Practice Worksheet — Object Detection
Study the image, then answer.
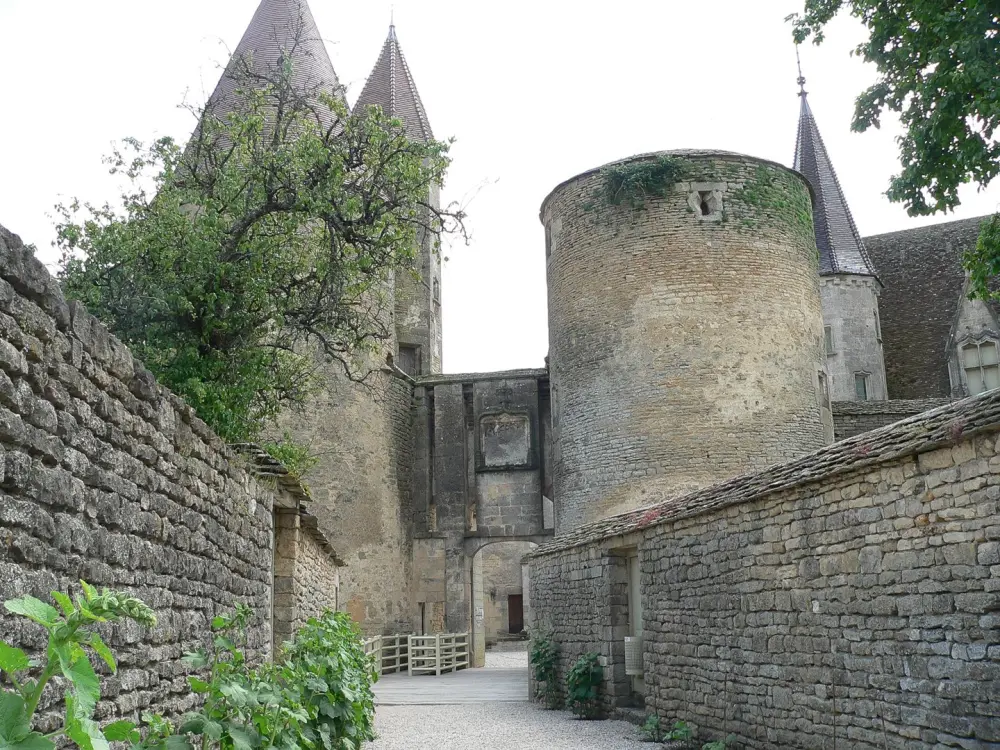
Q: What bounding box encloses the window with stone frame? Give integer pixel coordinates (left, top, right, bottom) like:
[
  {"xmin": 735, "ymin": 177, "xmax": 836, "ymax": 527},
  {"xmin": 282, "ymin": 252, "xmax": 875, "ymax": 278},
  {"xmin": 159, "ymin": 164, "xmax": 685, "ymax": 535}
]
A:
[
  {"xmin": 824, "ymin": 326, "xmax": 835, "ymax": 356},
  {"xmin": 397, "ymin": 344, "xmax": 421, "ymax": 377},
  {"xmin": 854, "ymin": 372, "xmax": 870, "ymax": 401},
  {"xmin": 961, "ymin": 339, "xmax": 1000, "ymax": 395}
]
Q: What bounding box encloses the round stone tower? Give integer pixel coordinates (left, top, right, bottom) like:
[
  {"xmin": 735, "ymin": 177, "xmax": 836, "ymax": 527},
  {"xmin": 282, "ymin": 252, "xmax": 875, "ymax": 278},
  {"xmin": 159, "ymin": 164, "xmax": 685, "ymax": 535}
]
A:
[{"xmin": 541, "ymin": 150, "xmax": 831, "ymax": 535}]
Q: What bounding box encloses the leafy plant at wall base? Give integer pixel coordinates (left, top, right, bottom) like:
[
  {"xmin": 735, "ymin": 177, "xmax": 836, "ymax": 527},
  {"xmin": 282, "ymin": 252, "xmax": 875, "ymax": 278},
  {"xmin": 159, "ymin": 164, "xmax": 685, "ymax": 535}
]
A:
[
  {"xmin": 642, "ymin": 716, "xmax": 693, "ymax": 745},
  {"xmin": 701, "ymin": 735, "xmax": 736, "ymax": 750},
  {"xmin": 528, "ymin": 632, "xmax": 561, "ymax": 709},
  {"xmin": 565, "ymin": 652, "xmax": 603, "ymax": 719},
  {"xmin": 163, "ymin": 607, "xmax": 377, "ymax": 750},
  {"xmin": 0, "ymin": 581, "xmax": 156, "ymax": 750}
]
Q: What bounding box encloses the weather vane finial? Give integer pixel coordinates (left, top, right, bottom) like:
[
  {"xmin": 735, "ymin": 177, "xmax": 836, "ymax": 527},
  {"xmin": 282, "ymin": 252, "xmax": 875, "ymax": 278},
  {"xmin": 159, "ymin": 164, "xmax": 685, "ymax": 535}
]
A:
[{"xmin": 795, "ymin": 44, "xmax": 807, "ymax": 97}]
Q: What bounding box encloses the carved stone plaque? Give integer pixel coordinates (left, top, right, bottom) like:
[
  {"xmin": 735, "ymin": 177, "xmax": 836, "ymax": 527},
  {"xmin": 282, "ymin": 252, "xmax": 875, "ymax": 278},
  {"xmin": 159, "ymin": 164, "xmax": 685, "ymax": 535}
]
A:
[{"xmin": 480, "ymin": 412, "xmax": 531, "ymax": 468}]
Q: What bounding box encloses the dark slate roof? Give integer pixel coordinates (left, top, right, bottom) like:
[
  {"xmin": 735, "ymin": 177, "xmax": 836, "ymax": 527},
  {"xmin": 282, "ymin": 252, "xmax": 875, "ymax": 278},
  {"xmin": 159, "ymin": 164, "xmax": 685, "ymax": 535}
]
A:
[
  {"xmin": 864, "ymin": 216, "xmax": 992, "ymax": 399},
  {"xmin": 354, "ymin": 25, "xmax": 433, "ymax": 141},
  {"xmin": 526, "ymin": 388, "xmax": 1000, "ymax": 560},
  {"xmin": 794, "ymin": 94, "xmax": 878, "ymax": 277},
  {"xmin": 206, "ymin": 0, "xmax": 344, "ymax": 122}
]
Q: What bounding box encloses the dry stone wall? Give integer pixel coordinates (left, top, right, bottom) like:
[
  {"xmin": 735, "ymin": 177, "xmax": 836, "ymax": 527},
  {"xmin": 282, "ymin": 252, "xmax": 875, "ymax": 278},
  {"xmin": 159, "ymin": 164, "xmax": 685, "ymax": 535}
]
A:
[
  {"xmin": 0, "ymin": 225, "xmax": 275, "ymax": 722},
  {"xmin": 833, "ymin": 399, "xmax": 953, "ymax": 440},
  {"xmin": 528, "ymin": 390, "xmax": 1000, "ymax": 749}
]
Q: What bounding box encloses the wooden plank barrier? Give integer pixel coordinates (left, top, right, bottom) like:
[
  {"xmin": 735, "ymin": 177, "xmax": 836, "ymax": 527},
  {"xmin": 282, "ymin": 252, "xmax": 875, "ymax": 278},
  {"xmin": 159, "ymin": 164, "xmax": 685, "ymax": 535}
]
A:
[
  {"xmin": 407, "ymin": 632, "xmax": 470, "ymax": 676},
  {"xmin": 362, "ymin": 634, "xmax": 410, "ymax": 675}
]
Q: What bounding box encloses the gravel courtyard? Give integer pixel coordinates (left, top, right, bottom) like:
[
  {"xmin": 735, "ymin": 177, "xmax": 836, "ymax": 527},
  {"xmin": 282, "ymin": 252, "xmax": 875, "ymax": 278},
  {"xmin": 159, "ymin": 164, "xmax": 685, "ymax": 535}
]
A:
[{"xmin": 370, "ymin": 643, "xmax": 648, "ymax": 749}]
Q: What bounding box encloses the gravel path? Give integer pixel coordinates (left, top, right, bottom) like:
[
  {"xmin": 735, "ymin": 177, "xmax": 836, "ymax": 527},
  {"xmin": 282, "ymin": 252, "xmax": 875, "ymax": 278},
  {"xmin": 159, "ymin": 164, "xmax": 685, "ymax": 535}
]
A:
[
  {"xmin": 370, "ymin": 702, "xmax": 649, "ymax": 749},
  {"xmin": 370, "ymin": 643, "xmax": 648, "ymax": 749}
]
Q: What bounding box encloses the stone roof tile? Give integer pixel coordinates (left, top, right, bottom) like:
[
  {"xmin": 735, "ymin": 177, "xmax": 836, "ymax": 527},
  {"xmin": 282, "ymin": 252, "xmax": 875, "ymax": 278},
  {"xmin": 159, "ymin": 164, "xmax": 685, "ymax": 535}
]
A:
[
  {"xmin": 355, "ymin": 25, "xmax": 433, "ymax": 141},
  {"xmin": 864, "ymin": 217, "xmax": 991, "ymax": 399},
  {"xmin": 794, "ymin": 94, "xmax": 877, "ymax": 277},
  {"xmin": 206, "ymin": 0, "xmax": 344, "ymax": 124}
]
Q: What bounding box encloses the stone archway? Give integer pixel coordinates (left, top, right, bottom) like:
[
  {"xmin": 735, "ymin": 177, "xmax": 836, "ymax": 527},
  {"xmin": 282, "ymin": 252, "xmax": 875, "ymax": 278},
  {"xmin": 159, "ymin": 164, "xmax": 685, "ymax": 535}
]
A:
[{"xmin": 469, "ymin": 540, "xmax": 538, "ymax": 667}]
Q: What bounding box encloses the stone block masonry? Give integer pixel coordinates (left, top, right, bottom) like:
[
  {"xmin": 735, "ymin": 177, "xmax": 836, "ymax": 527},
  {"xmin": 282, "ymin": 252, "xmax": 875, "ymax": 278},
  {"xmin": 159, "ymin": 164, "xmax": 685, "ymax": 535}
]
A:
[
  {"xmin": 833, "ymin": 398, "xmax": 953, "ymax": 440},
  {"xmin": 0, "ymin": 224, "xmax": 276, "ymax": 722},
  {"xmin": 528, "ymin": 393, "xmax": 1000, "ymax": 749}
]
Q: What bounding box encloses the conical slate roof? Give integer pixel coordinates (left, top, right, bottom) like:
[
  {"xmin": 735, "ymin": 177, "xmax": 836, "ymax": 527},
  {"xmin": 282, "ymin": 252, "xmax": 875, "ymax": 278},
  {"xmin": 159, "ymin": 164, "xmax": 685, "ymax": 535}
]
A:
[
  {"xmin": 355, "ymin": 25, "xmax": 433, "ymax": 141},
  {"xmin": 794, "ymin": 91, "xmax": 877, "ymax": 277},
  {"xmin": 206, "ymin": 0, "xmax": 344, "ymax": 120}
]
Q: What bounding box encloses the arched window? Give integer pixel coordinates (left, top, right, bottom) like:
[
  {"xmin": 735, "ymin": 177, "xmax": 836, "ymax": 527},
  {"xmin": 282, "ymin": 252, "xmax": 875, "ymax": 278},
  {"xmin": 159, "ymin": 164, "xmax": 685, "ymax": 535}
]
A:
[{"xmin": 961, "ymin": 340, "xmax": 1000, "ymax": 394}]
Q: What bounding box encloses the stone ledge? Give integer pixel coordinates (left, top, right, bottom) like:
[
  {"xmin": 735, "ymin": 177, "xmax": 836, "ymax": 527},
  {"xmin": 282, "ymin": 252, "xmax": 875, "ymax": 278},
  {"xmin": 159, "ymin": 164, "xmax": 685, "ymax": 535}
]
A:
[{"xmin": 528, "ymin": 390, "xmax": 1000, "ymax": 559}]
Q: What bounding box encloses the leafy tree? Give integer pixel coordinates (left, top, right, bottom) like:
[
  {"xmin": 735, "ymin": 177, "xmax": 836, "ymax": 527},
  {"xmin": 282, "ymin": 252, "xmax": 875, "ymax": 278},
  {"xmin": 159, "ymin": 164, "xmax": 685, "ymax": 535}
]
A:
[
  {"xmin": 56, "ymin": 27, "xmax": 462, "ymax": 444},
  {"xmin": 789, "ymin": 2, "xmax": 1000, "ymax": 297}
]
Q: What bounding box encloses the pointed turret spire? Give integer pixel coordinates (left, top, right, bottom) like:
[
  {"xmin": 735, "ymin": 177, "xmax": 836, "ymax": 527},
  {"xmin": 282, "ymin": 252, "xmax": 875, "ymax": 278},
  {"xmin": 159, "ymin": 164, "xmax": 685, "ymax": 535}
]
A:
[
  {"xmin": 355, "ymin": 23, "xmax": 433, "ymax": 141},
  {"xmin": 206, "ymin": 0, "xmax": 344, "ymax": 121},
  {"xmin": 793, "ymin": 54, "xmax": 877, "ymax": 277}
]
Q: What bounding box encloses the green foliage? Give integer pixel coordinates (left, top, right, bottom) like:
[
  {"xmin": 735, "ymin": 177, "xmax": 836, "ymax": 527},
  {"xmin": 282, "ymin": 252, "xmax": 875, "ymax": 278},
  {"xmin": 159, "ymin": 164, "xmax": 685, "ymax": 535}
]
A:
[
  {"xmin": 732, "ymin": 166, "xmax": 814, "ymax": 244},
  {"xmin": 160, "ymin": 607, "xmax": 377, "ymax": 750},
  {"xmin": 56, "ymin": 40, "xmax": 463, "ymax": 446},
  {"xmin": 565, "ymin": 652, "xmax": 603, "ymax": 719},
  {"xmin": 261, "ymin": 432, "xmax": 319, "ymax": 482},
  {"xmin": 641, "ymin": 716, "xmax": 693, "ymax": 744},
  {"xmin": 701, "ymin": 737, "xmax": 735, "ymax": 750},
  {"xmin": 528, "ymin": 632, "xmax": 560, "ymax": 709},
  {"xmin": 965, "ymin": 214, "xmax": 1000, "ymax": 303},
  {"xmin": 0, "ymin": 582, "xmax": 156, "ymax": 750},
  {"xmin": 597, "ymin": 156, "xmax": 689, "ymax": 210},
  {"xmin": 788, "ymin": 1, "xmax": 1000, "ymax": 299},
  {"xmin": 790, "ymin": 1, "xmax": 999, "ymax": 217}
]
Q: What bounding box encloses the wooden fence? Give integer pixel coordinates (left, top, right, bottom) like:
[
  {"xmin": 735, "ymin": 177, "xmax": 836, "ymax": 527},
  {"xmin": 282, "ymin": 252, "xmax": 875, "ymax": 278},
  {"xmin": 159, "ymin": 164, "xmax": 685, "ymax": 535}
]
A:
[
  {"xmin": 407, "ymin": 633, "xmax": 469, "ymax": 676},
  {"xmin": 362, "ymin": 634, "xmax": 409, "ymax": 675}
]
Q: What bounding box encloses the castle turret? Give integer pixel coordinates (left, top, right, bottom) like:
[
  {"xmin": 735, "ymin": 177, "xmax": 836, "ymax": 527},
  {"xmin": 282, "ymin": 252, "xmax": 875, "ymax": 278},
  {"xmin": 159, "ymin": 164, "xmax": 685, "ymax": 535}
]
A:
[
  {"xmin": 793, "ymin": 70, "xmax": 887, "ymax": 402},
  {"xmin": 356, "ymin": 24, "xmax": 442, "ymax": 375},
  {"xmin": 542, "ymin": 151, "xmax": 831, "ymax": 534}
]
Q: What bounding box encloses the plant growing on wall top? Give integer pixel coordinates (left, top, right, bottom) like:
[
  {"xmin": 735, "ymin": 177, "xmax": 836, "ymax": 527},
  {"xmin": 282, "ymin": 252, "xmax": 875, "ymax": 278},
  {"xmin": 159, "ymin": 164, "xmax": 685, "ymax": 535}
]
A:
[
  {"xmin": 597, "ymin": 155, "xmax": 689, "ymax": 210},
  {"xmin": 0, "ymin": 581, "xmax": 156, "ymax": 750}
]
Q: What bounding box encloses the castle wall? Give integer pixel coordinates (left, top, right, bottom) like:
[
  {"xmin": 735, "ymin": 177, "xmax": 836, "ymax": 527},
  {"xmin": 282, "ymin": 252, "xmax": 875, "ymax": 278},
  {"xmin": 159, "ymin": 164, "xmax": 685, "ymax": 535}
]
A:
[
  {"xmin": 283, "ymin": 370, "xmax": 414, "ymax": 636},
  {"xmin": 821, "ymin": 275, "xmax": 888, "ymax": 401},
  {"xmin": 542, "ymin": 151, "xmax": 830, "ymax": 535},
  {"xmin": 395, "ymin": 183, "xmax": 442, "ymax": 375},
  {"xmin": 272, "ymin": 503, "xmax": 341, "ymax": 648},
  {"xmin": 833, "ymin": 398, "xmax": 953, "ymax": 440},
  {"xmin": 409, "ymin": 370, "xmax": 550, "ymax": 641},
  {"xmin": 0, "ymin": 226, "xmax": 274, "ymax": 720},
  {"xmin": 528, "ymin": 390, "xmax": 1000, "ymax": 749}
]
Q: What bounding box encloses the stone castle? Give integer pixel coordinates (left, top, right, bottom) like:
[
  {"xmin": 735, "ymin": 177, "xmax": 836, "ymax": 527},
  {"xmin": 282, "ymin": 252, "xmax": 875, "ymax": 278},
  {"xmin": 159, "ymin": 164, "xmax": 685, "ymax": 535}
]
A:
[{"xmin": 2, "ymin": 1, "xmax": 998, "ymax": 746}]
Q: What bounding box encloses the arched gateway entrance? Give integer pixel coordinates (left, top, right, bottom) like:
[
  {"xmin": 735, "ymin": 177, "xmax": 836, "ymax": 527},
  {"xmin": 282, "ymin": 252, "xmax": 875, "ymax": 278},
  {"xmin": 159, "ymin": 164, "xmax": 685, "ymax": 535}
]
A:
[{"xmin": 469, "ymin": 539, "xmax": 540, "ymax": 666}]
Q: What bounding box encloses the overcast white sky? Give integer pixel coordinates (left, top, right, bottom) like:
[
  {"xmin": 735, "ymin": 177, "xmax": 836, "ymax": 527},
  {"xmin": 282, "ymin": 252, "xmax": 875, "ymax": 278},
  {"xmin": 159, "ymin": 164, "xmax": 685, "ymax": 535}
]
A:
[{"xmin": 2, "ymin": 1, "xmax": 998, "ymax": 373}]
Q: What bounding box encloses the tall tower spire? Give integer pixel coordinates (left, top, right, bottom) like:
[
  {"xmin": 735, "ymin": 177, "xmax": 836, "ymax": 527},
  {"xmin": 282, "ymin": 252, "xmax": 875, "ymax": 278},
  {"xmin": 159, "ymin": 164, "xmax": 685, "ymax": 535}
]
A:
[
  {"xmin": 355, "ymin": 23, "xmax": 434, "ymax": 142},
  {"xmin": 793, "ymin": 57, "xmax": 876, "ymax": 277},
  {"xmin": 357, "ymin": 24, "xmax": 441, "ymax": 374},
  {"xmin": 793, "ymin": 50, "xmax": 888, "ymax": 402},
  {"xmin": 205, "ymin": 0, "xmax": 345, "ymax": 122}
]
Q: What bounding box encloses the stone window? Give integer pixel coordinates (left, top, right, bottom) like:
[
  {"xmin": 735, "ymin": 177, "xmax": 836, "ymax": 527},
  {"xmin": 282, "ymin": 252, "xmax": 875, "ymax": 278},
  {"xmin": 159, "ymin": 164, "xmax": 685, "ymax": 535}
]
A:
[
  {"xmin": 433, "ymin": 278, "xmax": 440, "ymax": 304},
  {"xmin": 854, "ymin": 372, "xmax": 870, "ymax": 401},
  {"xmin": 687, "ymin": 184, "xmax": 724, "ymax": 221},
  {"xmin": 874, "ymin": 308, "xmax": 883, "ymax": 344},
  {"xmin": 961, "ymin": 340, "xmax": 1000, "ymax": 394},
  {"xmin": 398, "ymin": 344, "xmax": 421, "ymax": 377},
  {"xmin": 824, "ymin": 326, "xmax": 834, "ymax": 356}
]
